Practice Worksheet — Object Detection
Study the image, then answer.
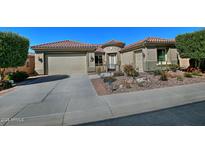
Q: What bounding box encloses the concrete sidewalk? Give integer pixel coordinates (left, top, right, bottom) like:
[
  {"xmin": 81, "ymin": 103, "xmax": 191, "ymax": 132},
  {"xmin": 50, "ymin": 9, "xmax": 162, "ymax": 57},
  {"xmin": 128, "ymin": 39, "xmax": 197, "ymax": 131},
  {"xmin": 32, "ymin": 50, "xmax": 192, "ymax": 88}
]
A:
[
  {"xmin": 101, "ymin": 83, "xmax": 205, "ymax": 118},
  {"xmin": 63, "ymin": 82, "xmax": 205, "ymax": 125}
]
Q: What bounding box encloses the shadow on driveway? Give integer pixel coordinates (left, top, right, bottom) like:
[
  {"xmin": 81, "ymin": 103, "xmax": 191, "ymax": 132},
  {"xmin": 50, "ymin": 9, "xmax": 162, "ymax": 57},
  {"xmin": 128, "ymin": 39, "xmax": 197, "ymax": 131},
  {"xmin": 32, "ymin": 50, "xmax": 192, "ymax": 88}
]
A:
[{"xmin": 17, "ymin": 75, "xmax": 70, "ymax": 86}]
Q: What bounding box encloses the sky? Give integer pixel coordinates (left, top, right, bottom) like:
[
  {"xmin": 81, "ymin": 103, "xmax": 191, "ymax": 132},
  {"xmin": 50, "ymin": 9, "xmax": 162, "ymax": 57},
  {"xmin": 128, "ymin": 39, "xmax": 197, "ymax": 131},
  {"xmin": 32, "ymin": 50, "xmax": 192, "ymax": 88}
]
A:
[{"xmin": 0, "ymin": 27, "xmax": 202, "ymax": 53}]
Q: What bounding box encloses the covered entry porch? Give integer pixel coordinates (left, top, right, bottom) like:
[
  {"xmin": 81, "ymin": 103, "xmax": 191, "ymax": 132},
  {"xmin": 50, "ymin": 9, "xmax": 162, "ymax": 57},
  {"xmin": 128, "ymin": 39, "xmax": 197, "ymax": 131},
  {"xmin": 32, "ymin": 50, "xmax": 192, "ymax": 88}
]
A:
[{"xmin": 94, "ymin": 52, "xmax": 120, "ymax": 73}]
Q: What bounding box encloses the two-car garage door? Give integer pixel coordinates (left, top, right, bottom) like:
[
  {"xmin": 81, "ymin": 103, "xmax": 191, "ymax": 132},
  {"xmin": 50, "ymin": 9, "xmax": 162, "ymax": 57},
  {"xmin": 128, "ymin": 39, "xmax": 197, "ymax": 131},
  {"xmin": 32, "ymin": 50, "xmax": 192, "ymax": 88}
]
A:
[{"xmin": 47, "ymin": 53, "xmax": 87, "ymax": 75}]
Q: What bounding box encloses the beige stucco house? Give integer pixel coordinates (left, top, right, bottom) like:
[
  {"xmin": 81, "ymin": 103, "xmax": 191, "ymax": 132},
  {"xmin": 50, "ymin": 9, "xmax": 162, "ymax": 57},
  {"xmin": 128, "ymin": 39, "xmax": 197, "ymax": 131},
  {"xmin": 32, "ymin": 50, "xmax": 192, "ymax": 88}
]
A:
[{"xmin": 31, "ymin": 37, "xmax": 184, "ymax": 75}]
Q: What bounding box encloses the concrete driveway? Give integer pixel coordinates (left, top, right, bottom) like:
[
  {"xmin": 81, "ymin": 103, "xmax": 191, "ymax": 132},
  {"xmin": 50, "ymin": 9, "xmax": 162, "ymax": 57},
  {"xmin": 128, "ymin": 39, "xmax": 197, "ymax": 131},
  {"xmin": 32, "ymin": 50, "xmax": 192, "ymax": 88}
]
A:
[
  {"xmin": 0, "ymin": 75, "xmax": 112, "ymax": 126},
  {"xmin": 1, "ymin": 74, "xmax": 205, "ymax": 126}
]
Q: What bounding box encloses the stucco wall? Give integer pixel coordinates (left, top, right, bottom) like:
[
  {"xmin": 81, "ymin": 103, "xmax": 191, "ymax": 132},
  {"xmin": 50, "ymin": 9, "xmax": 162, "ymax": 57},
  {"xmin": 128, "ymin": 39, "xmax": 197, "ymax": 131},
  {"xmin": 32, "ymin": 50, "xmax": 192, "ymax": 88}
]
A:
[
  {"xmin": 179, "ymin": 57, "xmax": 190, "ymax": 69},
  {"xmin": 134, "ymin": 51, "xmax": 144, "ymax": 72},
  {"xmin": 16, "ymin": 55, "xmax": 35, "ymax": 75},
  {"xmin": 143, "ymin": 47, "xmax": 179, "ymax": 71},
  {"xmin": 35, "ymin": 53, "xmax": 44, "ymax": 74},
  {"xmin": 167, "ymin": 48, "xmax": 178, "ymax": 64},
  {"xmin": 143, "ymin": 48, "xmax": 158, "ymax": 71},
  {"xmin": 121, "ymin": 51, "xmax": 134, "ymax": 66}
]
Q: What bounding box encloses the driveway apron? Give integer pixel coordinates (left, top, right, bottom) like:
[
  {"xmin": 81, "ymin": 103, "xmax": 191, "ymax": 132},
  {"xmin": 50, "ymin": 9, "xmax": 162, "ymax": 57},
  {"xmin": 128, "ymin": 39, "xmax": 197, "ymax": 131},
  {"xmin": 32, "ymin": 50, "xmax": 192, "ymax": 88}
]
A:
[{"xmin": 0, "ymin": 75, "xmax": 112, "ymax": 126}]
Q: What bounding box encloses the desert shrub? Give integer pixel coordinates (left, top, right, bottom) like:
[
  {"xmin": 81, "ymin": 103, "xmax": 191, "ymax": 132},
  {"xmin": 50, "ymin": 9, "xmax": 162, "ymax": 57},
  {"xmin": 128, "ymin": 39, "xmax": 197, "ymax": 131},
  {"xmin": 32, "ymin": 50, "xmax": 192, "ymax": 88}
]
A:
[
  {"xmin": 153, "ymin": 69, "xmax": 162, "ymax": 76},
  {"xmin": 166, "ymin": 71, "xmax": 176, "ymax": 78},
  {"xmin": 123, "ymin": 64, "xmax": 139, "ymax": 77},
  {"xmin": 96, "ymin": 67, "xmax": 101, "ymax": 75},
  {"xmin": 185, "ymin": 66, "xmax": 201, "ymax": 73},
  {"xmin": 160, "ymin": 71, "xmax": 168, "ymax": 81},
  {"xmin": 137, "ymin": 82, "xmax": 144, "ymax": 87},
  {"xmin": 103, "ymin": 76, "xmax": 117, "ymax": 83},
  {"xmin": 177, "ymin": 76, "xmax": 184, "ymax": 81},
  {"xmin": 113, "ymin": 71, "xmax": 124, "ymax": 77},
  {"xmin": 125, "ymin": 82, "xmax": 132, "ymax": 88},
  {"xmin": 184, "ymin": 72, "xmax": 193, "ymax": 78},
  {"xmin": 0, "ymin": 80, "xmax": 13, "ymax": 90},
  {"xmin": 9, "ymin": 71, "xmax": 29, "ymax": 82},
  {"xmin": 191, "ymin": 71, "xmax": 202, "ymax": 76},
  {"xmin": 169, "ymin": 64, "xmax": 179, "ymax": 72}
]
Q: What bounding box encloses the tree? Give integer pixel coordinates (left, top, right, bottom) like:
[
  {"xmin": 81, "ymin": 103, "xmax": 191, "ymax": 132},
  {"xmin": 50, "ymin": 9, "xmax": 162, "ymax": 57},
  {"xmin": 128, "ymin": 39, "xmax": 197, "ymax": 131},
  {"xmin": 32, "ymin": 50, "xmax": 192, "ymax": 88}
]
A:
[
  {"xmin": 0, "ymin": 32, "xmax": 29, "ymax": 80},
  {"xmin": 175, "ymin": 30, "xmax": 205, "ymax": 68}
]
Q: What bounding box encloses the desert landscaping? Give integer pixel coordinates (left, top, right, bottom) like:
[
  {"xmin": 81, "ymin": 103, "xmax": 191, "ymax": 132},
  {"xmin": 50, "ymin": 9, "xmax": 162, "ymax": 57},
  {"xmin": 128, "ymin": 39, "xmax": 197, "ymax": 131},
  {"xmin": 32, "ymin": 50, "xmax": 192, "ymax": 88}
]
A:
[{"xmin": 91, "ymin": 64, "xmax": 205, "ymax": 95}]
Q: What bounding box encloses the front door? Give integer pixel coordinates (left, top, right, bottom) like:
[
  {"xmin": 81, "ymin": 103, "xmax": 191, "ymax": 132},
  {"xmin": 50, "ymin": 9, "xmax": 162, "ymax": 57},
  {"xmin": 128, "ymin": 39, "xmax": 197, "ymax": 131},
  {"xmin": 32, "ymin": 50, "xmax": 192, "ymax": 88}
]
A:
[{"xmin": 108, "ymin": 54, "xmax": 117, "ymax": 69}]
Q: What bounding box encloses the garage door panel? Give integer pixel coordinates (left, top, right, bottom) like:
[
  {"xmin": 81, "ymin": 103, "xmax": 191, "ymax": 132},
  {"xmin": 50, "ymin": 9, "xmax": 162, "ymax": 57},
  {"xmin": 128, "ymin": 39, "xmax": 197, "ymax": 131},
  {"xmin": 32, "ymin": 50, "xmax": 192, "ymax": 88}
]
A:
[{"xmin": 47, "ymin": 54, "xmax": 86, "ymax": 75}]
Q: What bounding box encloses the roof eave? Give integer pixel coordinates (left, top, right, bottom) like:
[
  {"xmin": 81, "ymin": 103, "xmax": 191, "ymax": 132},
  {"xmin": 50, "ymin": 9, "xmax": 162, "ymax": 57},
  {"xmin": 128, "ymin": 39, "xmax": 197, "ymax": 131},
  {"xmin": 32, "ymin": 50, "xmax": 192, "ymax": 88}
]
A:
[
  {"xmin": 32, "ymin": 47, "xmax": 97, "ymax": 52},
  {"xmin": 120, "ymin": 42, "xmax": 176, "ymax": 53},
  {"xmin": 120, "ymin": 43, "xmax": 144, "ymax": 53},
  {"xmin": 144, "ymin": 42, "xmax": 176, "ymax": 47}
]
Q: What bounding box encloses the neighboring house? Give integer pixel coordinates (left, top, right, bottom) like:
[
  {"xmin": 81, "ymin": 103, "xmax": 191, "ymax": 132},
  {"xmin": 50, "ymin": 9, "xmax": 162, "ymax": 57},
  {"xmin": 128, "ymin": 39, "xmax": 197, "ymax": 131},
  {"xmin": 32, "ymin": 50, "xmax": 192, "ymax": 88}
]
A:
[
  {"xmin": 2, "ymin": 54, "xmax": 35, "ymax": 76},
  {"xmin": 31, "ymin": 37, "xmax": 183, "ymax": 75}
]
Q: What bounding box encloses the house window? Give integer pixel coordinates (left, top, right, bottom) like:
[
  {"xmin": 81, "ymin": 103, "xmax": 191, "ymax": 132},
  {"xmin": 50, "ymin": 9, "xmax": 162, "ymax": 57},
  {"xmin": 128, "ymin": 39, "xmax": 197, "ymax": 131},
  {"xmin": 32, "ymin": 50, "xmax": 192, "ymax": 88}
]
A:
[
  {"xmin": 95, "ymin": 55, "xmax": 103, "ymax": 66},
  {"xmin": 157, "ymin": 49, "xmax": 166, "ymax": 63}
]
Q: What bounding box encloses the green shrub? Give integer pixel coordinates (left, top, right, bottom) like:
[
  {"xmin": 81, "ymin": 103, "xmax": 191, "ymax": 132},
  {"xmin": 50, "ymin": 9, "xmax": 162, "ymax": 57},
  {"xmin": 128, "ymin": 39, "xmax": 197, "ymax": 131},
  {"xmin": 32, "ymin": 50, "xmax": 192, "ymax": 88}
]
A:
[
  {"xmin": 9, "ymin": 71, "xmax": 29, "ymax": 82},
  {"xmin": 169, "ymin": 64, "xmax": 179, "ymax": 72},
  {"xmin": 153, "ymin": 69, "xmax": 162, "ymax": 76},
  {"xmin": 160, "ymin": 71, "xmax": 168, "ymax": 81},
  {"xmin": 103, "ymin": 77, "xmax": 117, "ymax": 83},
  {"xmin": 123, "ymin": 64, "xmax": 139, "ymax": 77},
  {"xmin": 177, "ymin": 76, "xmax": 184, "ymax": 81},
  {"xmin": 184, "ymin": 72, "xmax": 193, "ymax": 78},
  {"xmin": 0, "ymin": 32, "xmax": 29, "ymax": 81},
  {"xmin": 0, "ymin": 80, "xmax": 13, "ymax": 90},
  {"xmin": 113, "ymin": 71, "xmax": 124, "ymax": 77}
]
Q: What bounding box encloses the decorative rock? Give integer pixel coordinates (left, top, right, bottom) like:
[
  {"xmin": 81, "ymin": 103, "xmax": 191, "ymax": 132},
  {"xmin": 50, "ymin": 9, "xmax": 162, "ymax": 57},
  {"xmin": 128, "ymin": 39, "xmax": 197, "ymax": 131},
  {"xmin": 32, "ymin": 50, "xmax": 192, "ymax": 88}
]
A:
[
  {"xmin": 112, "ymin": 84, "xmax": 118, "ymax": 91},
  {"xmin": 119, "ymin": 84, "xmax": 123, "ymax": 89},
  {"xmin": 100, "ymin": 72, "xmax": 113, "ymax": 78},
  {"xmin": 136, "ymin": 78, "xmax": 146, "ymax": 84},
  {"xmin": 126, "ymin": 79, "xmax": 134, "ymax": 84},
  {"xmin": 9, "ymin": 80, "xmax": 14, "ymax": 84}
]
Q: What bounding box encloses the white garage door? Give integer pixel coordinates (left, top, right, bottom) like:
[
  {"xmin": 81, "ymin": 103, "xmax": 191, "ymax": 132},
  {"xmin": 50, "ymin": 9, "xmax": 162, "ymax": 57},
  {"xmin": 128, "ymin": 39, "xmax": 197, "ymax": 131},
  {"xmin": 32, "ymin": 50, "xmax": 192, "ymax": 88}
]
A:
[{"xmin": 47, "ymin": 53, "xmax": 87, "ymax": 75}]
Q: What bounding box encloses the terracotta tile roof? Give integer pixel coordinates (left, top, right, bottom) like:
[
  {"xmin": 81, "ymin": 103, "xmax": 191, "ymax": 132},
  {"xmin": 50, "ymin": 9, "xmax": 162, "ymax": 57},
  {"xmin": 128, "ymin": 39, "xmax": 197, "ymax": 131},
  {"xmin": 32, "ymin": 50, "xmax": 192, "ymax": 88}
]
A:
[
  {"xmin": 121, "ymin": 37, "xmax": 175, "ymax": 52},
  {"xmin": 31, "ymin": 37, "xmax": 175, "ymax": 53},
  {"xmin": 31, "ymin": 40, "xmax": 100, "ymax": 50},
  {"xmin": 102, "ymin": 40, "xmax": 125, "ymax": 48}
]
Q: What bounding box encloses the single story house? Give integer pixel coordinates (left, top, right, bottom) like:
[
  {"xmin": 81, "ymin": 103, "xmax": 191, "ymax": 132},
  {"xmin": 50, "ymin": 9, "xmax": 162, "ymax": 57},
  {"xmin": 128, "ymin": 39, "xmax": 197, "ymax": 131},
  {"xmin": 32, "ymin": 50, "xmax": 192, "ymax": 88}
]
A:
[{"xmin": 31, "ymin": 37, "xmax": 183, "ymax": 75}]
